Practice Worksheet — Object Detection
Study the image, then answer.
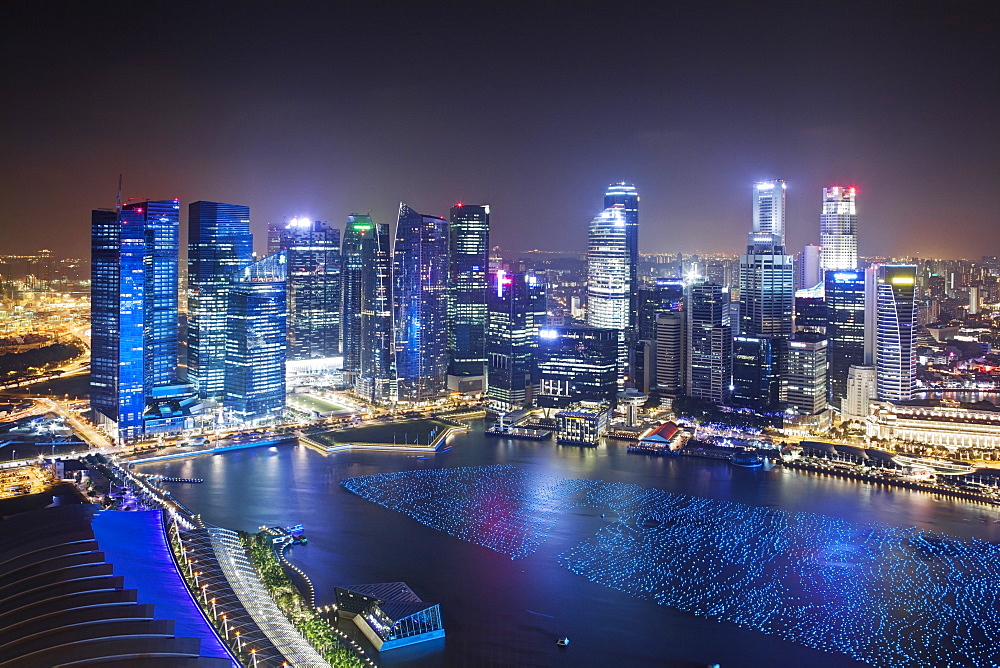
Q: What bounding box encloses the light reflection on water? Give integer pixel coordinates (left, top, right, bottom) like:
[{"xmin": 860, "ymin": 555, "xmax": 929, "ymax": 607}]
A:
[{"xmin": 138, "ymin": 420, "xmax": 1000, "ymax": 667}]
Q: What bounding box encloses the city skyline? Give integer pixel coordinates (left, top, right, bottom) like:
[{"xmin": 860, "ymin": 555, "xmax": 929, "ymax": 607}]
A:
[{"xmin": 1, "ymin": 3, "xmax": 996, "ymax": 260}]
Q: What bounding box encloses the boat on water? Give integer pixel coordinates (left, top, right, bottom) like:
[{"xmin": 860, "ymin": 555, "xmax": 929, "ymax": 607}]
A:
[
  {"xmin": 557, "ymin": 637, "xmax": 570, "ymax": 647},
  {"xmin": 730, "ymin": 451, "xmax": 764, "ymax": 468}
]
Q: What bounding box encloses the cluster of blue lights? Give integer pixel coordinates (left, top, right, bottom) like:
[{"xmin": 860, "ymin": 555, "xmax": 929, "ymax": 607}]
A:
[{"xmin": 343, "ymin": 465, "xmax": 1000, "ymax": 665}]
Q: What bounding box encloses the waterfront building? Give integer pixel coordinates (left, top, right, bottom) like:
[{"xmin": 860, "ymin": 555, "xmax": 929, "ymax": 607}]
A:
[
  {"xmin": 866, "ymin": 401, "xmax": 1000, "ymax": 451},
  {"xmin": 604, "ymin": 181, "xmax": 639, "ymax": 329},
  {"xmin": 485, "ymin": 270, "xmax": 546, "ymax": 411},
  {"xmin": 555, "ymin": 402, "xmax": 612, "ymax": 445},
  {"xmin": 801, "ymin": 243, "xmax": 822, "ymax": 289},
  {"xmin": 91, "ymin": 199, "xmax": 181, "ymax": 442},
  {"xmin": 335, "ymin": 583, "xmax": 444, "ymax": 651},
  {"xmin": 186, "ymin": 201, "xmax": 253, "ymax": 400},
  {"xmin": 820, "ymin": 186, "xmax": 858, "ymax": 271},
  {"xmin": 685, "ymin": 282, "xmax": 732, "ymax": 404},
  {"xmin": 586, "ymin": 206, "xmax": 630, "ymax": 381},
  {"xmin": 843, "ymin": 364, "xmax": 877, "ymax": 422},
  {"xmin": 871, "ymin": 264, "xmax": 918, "ymax": 402},
  {"xmin": 225, "ymin": 252, "xmax": 287, "ymax": 423},
  {"xmin": 276, "ymin": 218, "xmax": 341, "ymax": 360},
  {"xmin": 393, "ymin": 203, "xmax": 449, "ymax": 403},
  {"xmin": 447, "ymin": 203, "xmax": 490, "ymax": 394},
  {"xmin": 781, "ymin": 332, "xmax": 828, "ymax": 416},
  {"xmin": 536, "ymin": 326, "xmax": 618, "ymax": 409},
  {"xmin": 825, "ymin": 269, "xmax": 866, "ymax": 406},
  {"xmin": 730, "ymin": 336, "xmax": 779, "ymax": 409},
  {"xmin": 654, "ymin": 311, "xmax": 685, "ymax": 395},
  {"xmin": 341, "ymin": 216, "xmax": 396, "ymax": 405}
]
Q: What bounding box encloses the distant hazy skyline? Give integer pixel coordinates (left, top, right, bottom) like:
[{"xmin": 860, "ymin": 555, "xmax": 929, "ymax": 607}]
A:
[{"xmin": 2, "ymin": 2, "xmax": 996, "ymax": 259}]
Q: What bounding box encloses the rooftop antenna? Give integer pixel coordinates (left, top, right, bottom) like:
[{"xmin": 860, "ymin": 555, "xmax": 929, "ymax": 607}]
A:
[{"xmin": 115, "ymin": 174, "xmax": 123, "ymax": 212}]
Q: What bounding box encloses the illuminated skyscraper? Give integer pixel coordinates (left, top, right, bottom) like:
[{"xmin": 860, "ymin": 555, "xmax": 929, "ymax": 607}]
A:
[
  {"xmin": 586, "ymin": 206, "xmax": 629, "ymax": 381},
  {"xmin": 225, "ymin": 252, "xmax": 287, "ymax": 423},
  {"xmin": 341, "ymin": 214, "xmax": 372, "ymax": 388},
  {"xmin": 536, "ymin": 326, "xmax": 619, "ymax": 409},
  {"xmin": 393, "ymin": 203, "xmax": 449, "ymax": 403},
  {"xmin": 447, "ymin": 203, "xmax": 490, "ymax": 394},
  {"xmin": 358, "ymin": 221, "xmax": 394, "ymax": 404},
  {"xmin": 654, "ymin": 311, "xmax": 685, "ymax": 395},
  {"xmin": 187, "ymin": 201, "xmax": 253, "ymax": 400},
  {"xmin": 686, "ymin": 282, "xmax": 731, "ymax": 404},
  {"xmin": 604, "ymin": 182, "xmax": 639, "ymax": 326},
  {"xmin": 872, "ymin": 265, "xmax": 917, "ymax": 402},
  {"xmin": 753, "ymin": 179, "xmax": 786, "ymax": 241},
  {"xmin": 740, "ymin": 181, "xmax": 794, "ymax": 338},
  {"xmin": 91, "ymin": 199, "xmax": 181, "ymax": 442},
  {"xmin": 276, "ymin": 218, "xmax": 341, "ymax": 360},
  {"xmin": 731, "ymin": 336, "xmax": 779, "ymax": 408},
  {"xmin": 781, "ymin": 332, "xmax": 828, "ymax": 416},
  {"xmin": 820, "ymin": 186, "xmax": 858, "ymax": 271},
  {"xmin": 825, "ymin": 269, "xmax": 866, "ymax": 405},
  {"xmin": 485, "ymin": 270, "xmax": 546, "ymax": 411}
]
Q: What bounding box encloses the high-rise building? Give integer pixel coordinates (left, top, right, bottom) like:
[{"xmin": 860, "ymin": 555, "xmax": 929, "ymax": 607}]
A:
[
  {"xmin": 586, "ymin": 206, "xmax": 629, "ymax": 382},
  {"xmin": 752, "ymin": 179, "xmax": 786, "ymax": 241},
  {"xmin": 820, "ymin": 186, "xmax": 858, "ymax": 271},
  {"xmin": 825, "ymin": 269, "xmax": 866, "ymax": 406},
  {"xmin": 485, "ymin": 270, "xmax": 546, "ymax": 411},
  {"xmin": 187, "ymin": 201, "xmax": 253, "ymax": 400},
  {"xmin": 341, "ymin": 214, "xmax": 372, "ymax": 388},
  {"xmin": 91, "ymin": 199, "xmax": 181, "ymax": 442},
  {"xmin": 393, "ymin": 203, "xmax": 449, "ymax": 403},
  {"xmin": 731, "ymin": 336, "xmax": 779, "ymax": 408},
  {"xmin": 781, "ymin": 333, "xmax": 828, "ymax": 416},
  {"xmin": 225, "ymin": 252, "xmax": 287, "ymax": 423},
  {"xmin": 276, "ymin": 218, "xmax": 341, "ymax": 360},
  {"xmin": 872, "ymin": 265, "xmax": 917, "ymax": 402},
  {"xmin": 654, "ymin": 312, "xmax": 685, "ymax": 395},
  {"xmin": 354, "ymin": 218, "xmax": 395, "ymax": 405},
  {"xmin": 843, "ymin": 364, "xmax": 877, "ymax": 422},
  {"xmin": 447, "ymin": 203, "xmax": 490, "ymax": 394},
  {"xmin": 794, "ymin": 283, "xmax": 826, "ymax": 333},
  {"xmin": 604, "ymin": 182, "xmax": 639, "ymax": 327},
  {"xmin": 637, "ymin": 278, "xmax": 684, "ymax": 340},
  {"xmin": 686, "ymin": 282, "xmax": 732, "ymax": 404},
  {"xmin": 536, "ymin": 326, "xmax": 619, "ymax": 409},
  {"xmin": 801, "ymin": 243, "xmax": 822, "ymax": 289}
]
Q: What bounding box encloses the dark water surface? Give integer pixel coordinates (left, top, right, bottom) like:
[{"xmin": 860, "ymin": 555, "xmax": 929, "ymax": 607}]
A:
[{"xmin": 137, "ymin": 421, "xmax": 1000, "ymax": 667}]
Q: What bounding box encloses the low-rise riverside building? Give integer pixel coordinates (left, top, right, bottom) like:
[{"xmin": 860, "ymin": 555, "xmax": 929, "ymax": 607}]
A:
[{"xmin": 866, "ymin": 401, "xmax": 1000, "ymax": 451}]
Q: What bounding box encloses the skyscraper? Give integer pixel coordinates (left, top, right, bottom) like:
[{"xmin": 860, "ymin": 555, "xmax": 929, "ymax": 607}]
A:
[
  {"xmin": 536, "ymin": 326, "xmax": 619, "ymax": 409},
  {"xmin": 485, "ymin": 269, "xmax": 546, "ymax": 411},
  {"xmin": 358, "ymin": 220, "xmax": 394, "ymax": 405},
  {"xmin": 604, "ymin": 182, "xmax": 639, "ymax": 327},
  {"xmin": 225, "ymin": 252, "xmax": 287, "ymax": 423},
  {"xmin": 91, "ymin": 199, "xmax": 181, "ymax": 442},
  {"xmin": 740, "ymin": 181, "xmax": 794, "ymax": 338},
  {"xmin": 686, "ymin": 282, "xmax": 732, "ymax": 404},
  {"xmin": 872, "ymin": 265, "xmax": 918, "ymax": 402},
  {"xmin": 277, "ymin": 218, "xmax": 341, "ymax": 360},
  {"xmin": 825, "ymin": 269, "xmax": 866, "ymax": 405},
  {"xmin": 801, "ymin": 243, "xmax": 822, "ymax": 289},
  {"xmin": 781, "ymin": 333, "xmax": 829, "ymax": 416},
  {"xmin": 341, "ymin": 214, "xmax": 371, "ymax": 388},
  {"xmin": 447, "ymin": 203, "xmax": 490, "ymax": 393},
  {"xmin": 731, "ymin": 336, "xmax": 778, "ymax": 408},
  {"xmin": 752, "ymin": 179, "xmax": 786, "ymax": 241},
  {"xmin": 187, "ymin": 201, "xmax": 253, "ymax": 400},
  {"xmin": 586, "ymin": 206, "xmax": 629, "ymax": 381},
  {"xmin": 393, "ymin": 203, "xmax": 449, "ymax": 403},
  {"xmin": 654, "ymin": 311, "xmax": 685, "ymax": 395},
  {"xmin": 820, "ymin": 186, "xmax": 858, "ymax": 271}
]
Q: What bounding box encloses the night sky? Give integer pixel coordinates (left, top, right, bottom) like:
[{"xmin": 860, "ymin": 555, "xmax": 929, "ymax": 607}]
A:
[{"xmin": 2, "ymin": 1, "xmax": 996, "ymax": 259}]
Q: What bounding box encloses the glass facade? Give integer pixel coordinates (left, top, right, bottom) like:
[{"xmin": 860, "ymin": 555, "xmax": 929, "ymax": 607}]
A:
[
  {"xmin": 90, "ymin": 200, "xmax": 180, "ymax": 442},
  {"xmin": 586, "ymin": 206, "xmax": 629, "ymax": 381},
  {"xmin": 485, "ymin": 270, "xmax": 546, "ymax": 411},
  {"xmin": 731, "ymin": 336, "xmax": 779, "ymax": 408},
  {"xmin": 820, "ymin": 186, "xmax": 858, "ymax": 271},
  {"xmin": 187, "ymin": 201, "xmax": 253, "ymax": 400},
  {"xmin": 781, "ymin": 333, "xmax": 829, "ymax": 415},
  {"xmin": 874, "ymin": 265, "xmax": 917, "ymax": 402},
  {"xmin": 358, "ymin": 221, "xmax": 395, "ymax": 404},
  {"xmin": 277, "ymin": 219, "xmax": 341, "ymax": 360},
  {"xmin": 604, "ymin": 182, "xmax": 639, "ymax": 330},
  {"xmin": 447, "ymin": 204, "xmax": 490, "ymax": 390},
  {"xmin": 686, "ymin": 283, "xmax": 731, "ymax": 404},
  {"xmin": 536, "ymin": 326, "xmax": 618, "ymax": 409},
  {"xmin": 825, "ymin": 269, "xmax": 866, "ymax": 405},
  {"xmin": 637, "ymin": 278, "xmax": 684, "ymax": 340},
  {"xmin": 393, "ymin": 204, "xmax": 449, "ymax": 403},
  {"xmin": 225, "ymin": 252, "xmax": 287, "ymax": 422},
  {"xmin": 654, "ymin": 311, "xmax": 685, "ymax": 395}
]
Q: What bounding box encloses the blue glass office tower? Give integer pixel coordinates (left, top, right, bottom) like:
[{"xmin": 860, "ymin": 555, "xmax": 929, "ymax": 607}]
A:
[
  {"xmin": 825, "ymin": 270, "xmax": 866, "ymax": 405},
  {"xmin": 486, "ymin": 270, "xmax": 546, "ymax": 411},
  {"xmin": 341, "ymin": 215, "xmax": 370, "ymax": 388},
  {"xmin": 447, "ymin": 203, "xmax": 490, "ymax": 394},
  {"xmin": 685, "ymin": 282, "xmax": 732, "ymax": 404},
  {"xmin": 225, "ymin": 252, "xmax": 287, "ymax": 423},
  {"xmin": 536, "ymin": 326, "xmax": 619, "ymax": 409},
  {"xmin": 91, "ymin": 199, "xmax": 180, "ymax": 442},
  {"xmin": 393, "ymin": 204, "xmax": 449, "ymax": 403},
  {"xmin": 277, "ymin": 219, "xmax": 342, "ymax": 360},
  {"xmin": 187, "ymin": 201, "xmax": 253, "ymax": 400},
  {"xmin": 604, "ymin": 182, "xmax": 639, "ymax": 327},
  {"xmin": 872, "ymin": 265, "xmax": 917, "ymax": 402}
]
